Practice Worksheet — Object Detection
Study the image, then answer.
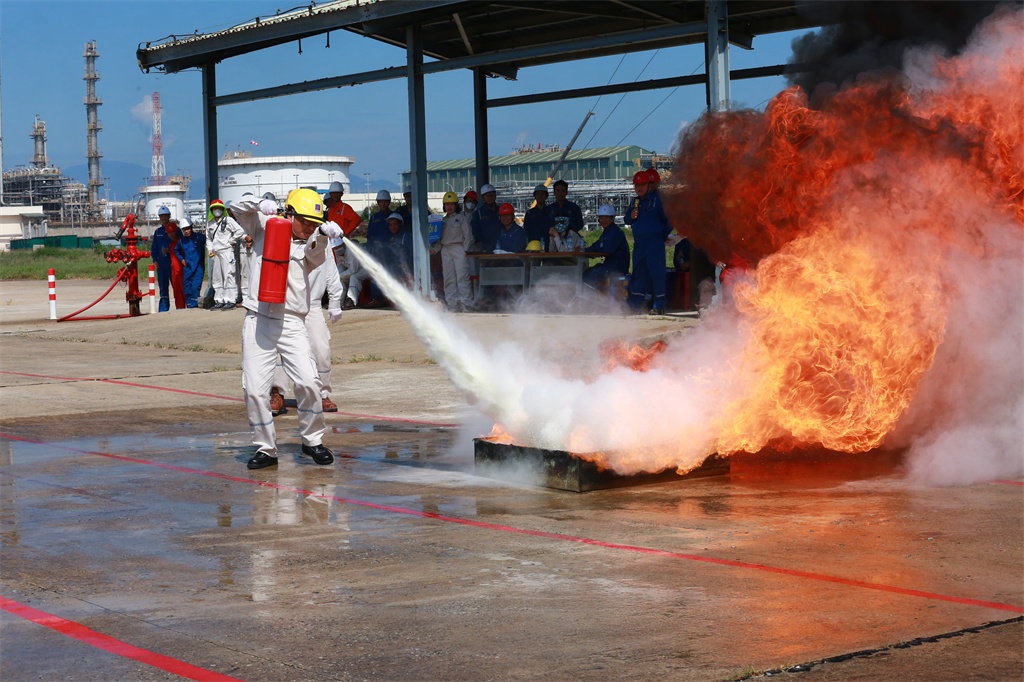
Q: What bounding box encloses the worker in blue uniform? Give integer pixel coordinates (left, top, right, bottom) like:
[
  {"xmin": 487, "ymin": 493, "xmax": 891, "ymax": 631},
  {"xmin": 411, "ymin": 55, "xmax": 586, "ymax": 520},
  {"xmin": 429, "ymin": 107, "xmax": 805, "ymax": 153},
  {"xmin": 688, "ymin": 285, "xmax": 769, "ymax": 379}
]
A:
[
  {"xmin": 173, "ymin": 217, "xmax": 206, "ymax": 308},
  {"xmin": 366, "ymin": 190, "xmax": 393, "ymax": 247},
  {"xmin": 150, "ymin": 206, "xmax": 184, "ymax": 312},
  {"xmin": 624, "ymin": 169, "xmax": 673, "ymax": 314},
  {"xmin": 549, "ymin": 179, "xmax": 585, "ymax": 239},
  {"xmin": 584, "ymin": 204, "xmax": 630, "ymax": 289},
  {"xmin": 495, "ymin": 203, "xmax": 527, "ymax": 253},
  {"xmin": 470, "ymin": 183, "xmax": 502, "ymax": 253},
  {"xmin": 523, "ymin": 184, "xmax": 554, "ymax": 251},
  {"xmin": 397, "ymin": 185, "xmax": 413, "ymax": 234}
]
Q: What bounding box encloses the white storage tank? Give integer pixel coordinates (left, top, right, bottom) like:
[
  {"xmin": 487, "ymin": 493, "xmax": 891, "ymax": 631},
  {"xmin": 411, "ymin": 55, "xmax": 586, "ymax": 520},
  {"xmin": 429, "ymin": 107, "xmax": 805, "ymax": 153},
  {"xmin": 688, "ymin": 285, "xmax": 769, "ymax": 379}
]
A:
[
  {"xmin": 143, "ymin": 185, "xmax": 186, "ymax": 221},
  {"xmin": 217, "ymin": 154, "xmax": 356, "ymax": 205}
]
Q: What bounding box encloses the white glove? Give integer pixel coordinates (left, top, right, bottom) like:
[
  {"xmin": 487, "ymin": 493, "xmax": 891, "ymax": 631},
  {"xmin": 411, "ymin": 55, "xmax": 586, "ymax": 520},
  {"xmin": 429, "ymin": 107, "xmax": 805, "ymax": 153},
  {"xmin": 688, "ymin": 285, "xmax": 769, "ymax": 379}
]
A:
[
  {"xmin": 259, "ymin": 199, "xmax": 278, "ymax": 216},
  {"xmin": 318, "ymin": 221, "xmax": 343, "ymax": 239},
  {"xmin": 328, "ymin": 308, "xmax": 343, "ymax": 323}
]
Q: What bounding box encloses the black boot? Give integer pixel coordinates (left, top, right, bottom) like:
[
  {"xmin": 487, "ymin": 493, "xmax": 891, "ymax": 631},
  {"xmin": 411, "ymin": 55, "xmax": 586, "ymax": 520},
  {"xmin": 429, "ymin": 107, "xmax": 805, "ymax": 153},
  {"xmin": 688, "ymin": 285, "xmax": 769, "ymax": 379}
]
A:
[
  {"xmin": 301, "ymin": 443, "xmax": 334, "ymax": 465},
  {"xmin": 247, "ymin": 452, "xmax": 279, "ymax": 470}
]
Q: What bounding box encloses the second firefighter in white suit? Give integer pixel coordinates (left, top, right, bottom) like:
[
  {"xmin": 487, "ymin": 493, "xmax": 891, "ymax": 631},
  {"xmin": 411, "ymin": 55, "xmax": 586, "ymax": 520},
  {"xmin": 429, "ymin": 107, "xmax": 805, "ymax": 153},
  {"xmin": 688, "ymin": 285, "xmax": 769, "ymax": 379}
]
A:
[{"xmin": 273, "ymin": 248, "xmax": 344, "ymax": 412}]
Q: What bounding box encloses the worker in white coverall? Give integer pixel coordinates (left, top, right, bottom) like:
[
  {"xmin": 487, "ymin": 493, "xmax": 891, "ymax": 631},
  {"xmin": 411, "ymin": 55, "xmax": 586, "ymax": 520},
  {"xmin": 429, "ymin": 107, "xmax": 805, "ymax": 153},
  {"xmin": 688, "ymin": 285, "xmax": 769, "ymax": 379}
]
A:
[
  {"xmin": 206, "ymin": 199, "xmax": 246, "ymax": 310},
  {"xmin": 271, "ymin": 241, "xmax": 345, "ymax": 413},
  {"xmin": 231, "ymin": 189, "xmax": 344, "ymax": 470},
  {"xmin": 435, "ymin": 191, "xmax": 474, "ymax": 311}
]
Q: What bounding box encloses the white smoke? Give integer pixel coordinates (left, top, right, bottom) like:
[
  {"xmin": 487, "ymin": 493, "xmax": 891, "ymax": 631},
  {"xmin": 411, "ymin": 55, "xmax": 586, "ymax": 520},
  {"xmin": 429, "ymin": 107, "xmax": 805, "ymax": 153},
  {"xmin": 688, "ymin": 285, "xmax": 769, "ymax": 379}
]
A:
[{"xmin": 130, "ymin": 94, "xmax": 154, "ymax": 125}]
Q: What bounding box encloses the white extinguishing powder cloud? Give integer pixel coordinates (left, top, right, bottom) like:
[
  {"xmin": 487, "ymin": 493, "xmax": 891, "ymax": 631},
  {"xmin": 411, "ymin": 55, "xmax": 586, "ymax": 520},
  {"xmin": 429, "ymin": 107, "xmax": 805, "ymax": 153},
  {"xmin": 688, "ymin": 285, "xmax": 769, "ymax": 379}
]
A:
[{"xmin": 346, "ymin": 10, "xmax": 1022, "ymax": 486}]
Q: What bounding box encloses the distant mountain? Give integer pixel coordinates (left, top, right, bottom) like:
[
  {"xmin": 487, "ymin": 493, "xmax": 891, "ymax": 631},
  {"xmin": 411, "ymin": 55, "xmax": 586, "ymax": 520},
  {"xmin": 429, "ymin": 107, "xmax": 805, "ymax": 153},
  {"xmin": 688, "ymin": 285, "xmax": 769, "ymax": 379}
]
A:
[
  {"xmin": 370, "ymin": 178, "xmax": 401, "ymax": 193},
  {"xmin": 63, "ymin": 161, "xmax": 205, "ymax": 202}
]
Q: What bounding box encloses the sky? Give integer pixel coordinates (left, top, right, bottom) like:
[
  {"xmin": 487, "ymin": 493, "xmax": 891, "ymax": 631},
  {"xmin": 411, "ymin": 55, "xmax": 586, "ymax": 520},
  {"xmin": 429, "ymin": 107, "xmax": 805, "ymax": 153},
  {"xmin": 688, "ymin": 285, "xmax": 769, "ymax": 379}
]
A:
[{"xmin": 1, "ymin": 0, "xmax": 813, "ymax": 200}]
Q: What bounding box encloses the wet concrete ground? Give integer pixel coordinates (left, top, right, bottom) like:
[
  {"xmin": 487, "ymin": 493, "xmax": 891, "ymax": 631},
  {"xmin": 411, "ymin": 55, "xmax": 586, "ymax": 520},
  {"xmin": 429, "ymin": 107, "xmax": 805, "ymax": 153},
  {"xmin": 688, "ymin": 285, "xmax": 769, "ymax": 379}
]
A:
[{"xmin": 0, "ymin": 280, "xmax": 1021, "ymax": 680}]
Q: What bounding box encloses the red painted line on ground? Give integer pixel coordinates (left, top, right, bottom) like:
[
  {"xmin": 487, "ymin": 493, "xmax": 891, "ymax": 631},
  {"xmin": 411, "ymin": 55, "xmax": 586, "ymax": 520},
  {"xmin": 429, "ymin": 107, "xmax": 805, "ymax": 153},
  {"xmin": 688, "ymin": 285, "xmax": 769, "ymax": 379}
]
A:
[
  {"xmin": 3, "ymin": 432, "xmax": 1021, "ymax": 616},
  {"xmin": 1, "ymin": 369, "xmax": 90, "ymax": 382},
  {"xmin": 991, "ymin": 480, "xmax": 1024, "ymax": 486},
  {"xmin": 99, "ymin": 379, "xmax": 245, "ymax": 403},
  {"xmin": 0, "ymin": 370, "xmax": 455, "ymax": 427},
  {"xmin": 0, "ymin": 595, "xmax": 242, "ymax": 682}
]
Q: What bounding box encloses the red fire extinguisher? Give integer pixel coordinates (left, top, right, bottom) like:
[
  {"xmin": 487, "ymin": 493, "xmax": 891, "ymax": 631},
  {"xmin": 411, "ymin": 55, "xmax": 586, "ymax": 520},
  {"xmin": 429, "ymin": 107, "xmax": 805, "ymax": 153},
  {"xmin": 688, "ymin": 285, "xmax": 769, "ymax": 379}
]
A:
[{"xmin": 258, "ymin": 217, "xmax": 293, "ymax": 304}]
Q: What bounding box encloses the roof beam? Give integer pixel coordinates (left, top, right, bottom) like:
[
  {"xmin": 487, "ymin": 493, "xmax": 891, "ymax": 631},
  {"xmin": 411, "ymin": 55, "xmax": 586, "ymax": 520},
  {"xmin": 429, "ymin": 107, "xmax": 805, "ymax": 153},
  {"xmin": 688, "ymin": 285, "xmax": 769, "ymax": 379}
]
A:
[{"xmin": 486, "ymin": 62, "xmax": 810, "ymax": 108}]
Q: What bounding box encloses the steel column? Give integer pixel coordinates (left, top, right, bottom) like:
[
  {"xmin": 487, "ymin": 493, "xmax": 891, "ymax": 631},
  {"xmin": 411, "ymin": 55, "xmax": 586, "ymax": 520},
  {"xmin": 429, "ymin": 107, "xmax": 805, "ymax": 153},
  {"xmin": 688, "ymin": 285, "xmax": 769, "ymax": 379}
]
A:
[
  {"xmin": 407, "ymin": 26, "xmax": 432, "ymax": 299},
  {"xmin": 473, "ymin": 68, "xmax": 489, "ymax": 189},
  {"xmin": 201, "ymin": 63, "xmax": 218, "ymax": 204},
  {"xmin": 706, "ymin": 0, "xmax": 731, "ymax": 112}
]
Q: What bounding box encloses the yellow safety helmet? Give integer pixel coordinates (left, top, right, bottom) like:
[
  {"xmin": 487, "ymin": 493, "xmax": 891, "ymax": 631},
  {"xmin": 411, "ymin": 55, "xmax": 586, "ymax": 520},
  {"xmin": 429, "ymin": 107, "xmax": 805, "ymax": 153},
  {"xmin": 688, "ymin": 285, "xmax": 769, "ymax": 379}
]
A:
[
  {"xmin": 525, "ymin": 240, "xmax": 543, "ymax": 252},
  {"xmin": 442, "ymin": 191, "xmax": 459, "ymax": 204},
  {"xmin": 285, "ymin": 188, "xmax": 325, "ymax": 224}
]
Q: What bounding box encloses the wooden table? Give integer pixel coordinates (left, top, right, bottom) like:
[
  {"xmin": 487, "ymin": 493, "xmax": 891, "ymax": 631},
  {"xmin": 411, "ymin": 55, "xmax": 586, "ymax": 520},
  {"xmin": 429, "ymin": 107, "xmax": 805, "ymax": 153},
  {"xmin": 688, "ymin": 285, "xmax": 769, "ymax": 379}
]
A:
[{"xmin": 468, "ymin": 252, "xmax": 605, "ymax": 296}]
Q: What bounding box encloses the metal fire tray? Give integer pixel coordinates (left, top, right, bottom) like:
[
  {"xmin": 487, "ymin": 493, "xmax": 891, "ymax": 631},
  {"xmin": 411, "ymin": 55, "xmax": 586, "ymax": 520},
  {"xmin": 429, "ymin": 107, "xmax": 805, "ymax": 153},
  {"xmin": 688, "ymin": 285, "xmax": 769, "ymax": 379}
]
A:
[{"xmin": 473, "ymin": 438, "xmax": 730, "ymax": 492}]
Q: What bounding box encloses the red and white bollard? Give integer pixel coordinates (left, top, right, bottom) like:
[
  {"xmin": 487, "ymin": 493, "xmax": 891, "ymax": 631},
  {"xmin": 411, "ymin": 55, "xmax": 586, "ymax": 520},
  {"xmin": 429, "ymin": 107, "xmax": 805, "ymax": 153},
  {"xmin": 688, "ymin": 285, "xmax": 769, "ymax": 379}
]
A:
[
  {"xmin": 47, "ymin": 268, "xmax": 57, "ymax": 320},
  {"xmin": 148, "ymin": 264, "xmax": 156, "ymax": 314}
]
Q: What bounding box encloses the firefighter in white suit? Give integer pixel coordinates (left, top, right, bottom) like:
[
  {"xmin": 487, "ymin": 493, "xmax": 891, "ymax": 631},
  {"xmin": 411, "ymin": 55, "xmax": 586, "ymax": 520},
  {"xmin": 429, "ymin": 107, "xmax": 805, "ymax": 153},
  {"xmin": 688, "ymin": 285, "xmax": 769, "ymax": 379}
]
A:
[{"xmin": 231, "ymin": 189, "xmax": 344, "ymax": 470}]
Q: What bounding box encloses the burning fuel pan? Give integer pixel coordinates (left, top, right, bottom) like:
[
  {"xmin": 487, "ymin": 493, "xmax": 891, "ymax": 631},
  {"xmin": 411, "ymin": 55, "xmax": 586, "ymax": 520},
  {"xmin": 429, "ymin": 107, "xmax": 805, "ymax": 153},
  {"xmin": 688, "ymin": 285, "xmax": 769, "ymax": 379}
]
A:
[{"xmin": 474, "ymin": 438, "xmax": 730, "ymax": 492}]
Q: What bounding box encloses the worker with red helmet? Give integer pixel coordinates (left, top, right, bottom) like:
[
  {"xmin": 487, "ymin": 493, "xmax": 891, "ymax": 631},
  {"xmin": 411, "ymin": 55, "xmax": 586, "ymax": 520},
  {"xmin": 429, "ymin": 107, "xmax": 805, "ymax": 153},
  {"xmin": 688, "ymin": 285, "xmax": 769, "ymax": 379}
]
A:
[
  {"xmin": 494, "ymin": 203, "xmax": 527, "ymax": 253},
  {"xmin": 231, "ymin": 188, "xmax": 344, "ymax": 470},
  {"xmin": 625, "ymin": 169, "xmax": 673, "ymax": 314},
  {"xmin": 206, "ymin": 198, "xmax": 245, "ymax": 310},
  {"xmin": 463, "ymin": 190, "xmax": 479, "ymax": 213}
]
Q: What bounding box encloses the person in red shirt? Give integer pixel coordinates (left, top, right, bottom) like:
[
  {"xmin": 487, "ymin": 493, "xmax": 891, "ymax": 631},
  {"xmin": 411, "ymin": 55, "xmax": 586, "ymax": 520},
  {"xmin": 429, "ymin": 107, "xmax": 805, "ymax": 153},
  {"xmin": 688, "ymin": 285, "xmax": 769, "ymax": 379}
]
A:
[{"xmin": 325, "ymin": 181, "xmax": 362, "ymax": 236}]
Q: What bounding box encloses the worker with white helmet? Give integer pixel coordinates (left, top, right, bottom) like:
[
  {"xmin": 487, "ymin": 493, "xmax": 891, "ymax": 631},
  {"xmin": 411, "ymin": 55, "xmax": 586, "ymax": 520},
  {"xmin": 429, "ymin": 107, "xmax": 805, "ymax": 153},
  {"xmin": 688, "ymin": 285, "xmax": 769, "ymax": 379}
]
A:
[
  {"xmin": 469, "ymin": 183, "xmax": 502, "ymax": 253},
  {"xmin": 151, "ymin": 206, "xmax": 186, "ymax": 312},
  {"xmin": 230, "ymin": 188, "xmax": 344, "ymax": 470},
  {"xmin": 583, "ymin": 204, "xmax": 631, "ymax": 291},
  {"xmin": 438, "ymin": 191, "xmax": 473, "ymax": 311},
  {"xmin": 206, "ymin": 198, "xmax": 246, "ymax": 310},
  {"xmin": 172, "ymin": 217, "xmax": 207, "ymax": 308},
  {"xmin": 366, "ymin": 189, "xmax": 393, "ymax": 247},
  {"xmin": 325, "ymin": 181, "xmax": 361, "ymax": 236},
  {"xmin": 360, "ymin": 189, "xmax": 395, "ymax": 304}
]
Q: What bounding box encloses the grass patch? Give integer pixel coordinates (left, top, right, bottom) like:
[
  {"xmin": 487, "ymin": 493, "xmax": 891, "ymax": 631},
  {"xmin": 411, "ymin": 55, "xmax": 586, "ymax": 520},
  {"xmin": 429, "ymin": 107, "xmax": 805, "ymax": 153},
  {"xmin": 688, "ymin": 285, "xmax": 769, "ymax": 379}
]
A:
[
  {"xmin": 0, "ymin": 246, "xmax": 138, "ymax": 280},
  {"xmin": 347, "ymin": 354, "xmax": 383, "ymax": 363}
]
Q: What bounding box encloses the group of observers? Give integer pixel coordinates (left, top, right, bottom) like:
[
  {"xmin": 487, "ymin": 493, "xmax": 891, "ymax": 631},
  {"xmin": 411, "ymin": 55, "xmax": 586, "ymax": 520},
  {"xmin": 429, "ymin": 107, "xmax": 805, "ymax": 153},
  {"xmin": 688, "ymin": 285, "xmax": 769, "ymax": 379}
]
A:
[
  {"xmin": 425, "ymin": 170, "xmax": 672, "ymax": 313},
  {"xmin": 150, "ymin": 168, "xmax": 684, "ymax": 317}
]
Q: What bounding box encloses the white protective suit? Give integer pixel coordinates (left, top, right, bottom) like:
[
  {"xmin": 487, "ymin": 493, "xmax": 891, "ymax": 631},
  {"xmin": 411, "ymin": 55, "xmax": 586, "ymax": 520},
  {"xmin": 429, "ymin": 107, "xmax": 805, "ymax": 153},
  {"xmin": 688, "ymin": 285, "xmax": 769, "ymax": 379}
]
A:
[
  {"xmin": 439, "ymin": 210, "xmax": 474, "ymax": 308},
  {"xmin": 273, "ymin": 255, "xmax": 344, "ymax": 399},
  {"xmin": 207, "ymin": 214, "xmax": 245, "ymax": 305},
  {"xmin": 232, "ymin": 196, "xmax": 329, "ymax": 457}
]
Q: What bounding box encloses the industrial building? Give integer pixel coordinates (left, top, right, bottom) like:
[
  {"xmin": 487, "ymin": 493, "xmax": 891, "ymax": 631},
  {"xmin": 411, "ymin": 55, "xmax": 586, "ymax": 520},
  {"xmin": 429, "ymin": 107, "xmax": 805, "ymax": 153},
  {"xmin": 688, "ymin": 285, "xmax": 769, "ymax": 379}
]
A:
[
  {"xmin": 2, "ymin": 117, "xmax": 90, "ymax": 226},
  {"xmin": 401, "ymin": 145, "xmax": 667, "ymax": 224},
  {"xmin": 401, "ymin": 144, "xmax": 650, "ymax": 193}
]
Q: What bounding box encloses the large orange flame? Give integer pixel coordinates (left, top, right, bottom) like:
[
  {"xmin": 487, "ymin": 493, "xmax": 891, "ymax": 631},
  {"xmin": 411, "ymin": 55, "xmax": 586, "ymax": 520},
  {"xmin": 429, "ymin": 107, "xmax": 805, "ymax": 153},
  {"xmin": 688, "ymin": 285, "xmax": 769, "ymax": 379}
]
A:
[{"xmin": 665, "ymin": 10, "xmax": 1023, "ymax": 459}]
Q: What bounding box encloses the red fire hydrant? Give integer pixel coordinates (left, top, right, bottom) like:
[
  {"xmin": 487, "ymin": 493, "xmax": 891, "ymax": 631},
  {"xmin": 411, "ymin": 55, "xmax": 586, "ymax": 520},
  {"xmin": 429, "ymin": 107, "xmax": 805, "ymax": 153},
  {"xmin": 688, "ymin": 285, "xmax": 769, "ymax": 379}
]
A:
[{"xmin": 104, "ymin": 213, "xmax": 151, "ymax": 317}]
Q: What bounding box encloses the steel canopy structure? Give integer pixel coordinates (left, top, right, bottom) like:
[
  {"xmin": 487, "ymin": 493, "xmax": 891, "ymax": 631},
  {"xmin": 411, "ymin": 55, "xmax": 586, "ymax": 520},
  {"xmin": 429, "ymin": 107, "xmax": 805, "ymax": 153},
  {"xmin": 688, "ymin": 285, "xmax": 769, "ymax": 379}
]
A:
[{"xmin": 137, "ymin": 0, "xmax": 823, "ymax": 298}]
